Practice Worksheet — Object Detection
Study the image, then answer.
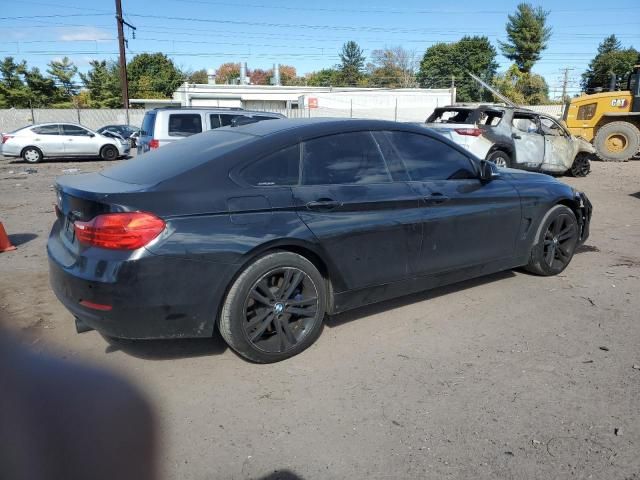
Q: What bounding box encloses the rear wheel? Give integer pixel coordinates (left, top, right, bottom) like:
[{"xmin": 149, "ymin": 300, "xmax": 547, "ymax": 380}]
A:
[
  {"xmin": 22, "ymin": 146, "xmax": 42, "ymax": 163},
  {"xmin": 100, "ymin": 145, "xmax": 118, "ymax": 161},
  {"xmin": 569, "ymin": 153, "xmax": 591, "ymax": 177},
  {"xmin": 487, "ymin": 150, "xmax": 511, "ymax": 168},
  {"xmin": 593, "ymin": 121, "xmax": 640, "ymax": 162},
  {"xmin": 526, "ymin": 205, "xmax": 579, "ymax": 276},
  {"xmin": 219, "ymin": 252, "xmax": 326, "ymax": 363}
]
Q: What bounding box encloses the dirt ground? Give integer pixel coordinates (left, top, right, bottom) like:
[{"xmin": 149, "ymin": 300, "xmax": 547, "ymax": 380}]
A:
[{"xmin": 1, "ymin": 154, "xmax": 639, "ymax": 480}]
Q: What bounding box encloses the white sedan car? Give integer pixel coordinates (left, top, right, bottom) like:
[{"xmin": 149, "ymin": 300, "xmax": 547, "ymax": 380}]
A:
[{"xmin": 1, "ymin": 123, "xmax": 130, "ymax": 163}]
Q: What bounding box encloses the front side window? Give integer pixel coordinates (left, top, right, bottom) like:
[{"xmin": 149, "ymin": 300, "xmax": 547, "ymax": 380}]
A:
[
  {"xmin": 301, "ymin": 132, "xmax": 391, "ymax": 185},
  {"xmin": 168, "ymin": 114, "xmax": 202, "ymax": 137},
  {"xmin": 240, "ymin": 145, "xmax": 300, "ymax": 186},
  {"xmin": 32, "ymin": 125, "xmax": 60, "ymax": 135},
  {"xmin": 384, "ymin": 131, "xmax": 476, "ymax": 181},
  {"xmin": 540, "ymin": 117, "xmax": 567, "ymax": 137},
  {"xmin": 62, "ymin": 124, "xmax": 92, "ymax": 136}
]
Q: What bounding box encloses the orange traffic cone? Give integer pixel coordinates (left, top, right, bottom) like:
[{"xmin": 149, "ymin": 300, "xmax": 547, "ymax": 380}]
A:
[{"xmin": 0, "ymin": 222, "xmax": 16, "ymax": 252}]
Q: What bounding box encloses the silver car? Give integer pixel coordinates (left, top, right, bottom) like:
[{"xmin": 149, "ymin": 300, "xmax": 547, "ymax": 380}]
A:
[{"xmin": 0, "ymin": 123, "xmax": 130, "ymax": 163}]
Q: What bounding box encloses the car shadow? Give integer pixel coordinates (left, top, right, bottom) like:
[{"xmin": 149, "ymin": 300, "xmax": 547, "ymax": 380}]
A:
[
  {"xmin": 103, "ymin": 328, "xmax": 228, "ymax": 360},
  {"xmin": 575, "ymin": 243, "xmax": 600, "ymax": 253},
  {"xmin": 326, "ymin": 270, "xmax": 516, "ymax": 329},
  {"xmin": 254, "ymin": 471, "xmax": 304, "ymax": 480},
  {"xmin": 630, "ymin": 191, "xmax": 640, "ymax": 200},
  {"xmin": 8, "ymin": 233, "xmax": 38, "ymax": 247}
]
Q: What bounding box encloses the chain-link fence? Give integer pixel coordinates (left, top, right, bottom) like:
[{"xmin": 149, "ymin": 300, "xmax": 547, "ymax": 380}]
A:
[{"xmin": 0, "ymin": 109, "xmax": 146, "ymax": 132}]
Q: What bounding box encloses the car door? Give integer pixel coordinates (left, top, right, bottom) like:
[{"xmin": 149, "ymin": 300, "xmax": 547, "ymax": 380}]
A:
[
  {"xmin": 377, "ymin": 130, "xmax": 522, "ymax": 275},
  {"xmin": 291, "ymin": 131, "xmax": 424, "ymax": 291},
  {"xmin": 30, "ymin": 124, "xmax": 65, "ymax": 156},
  {"xmin": 511, "ymin": 113, "xmax": 545, "ymax": 167},
  {"xmin": 61, "ymin": 124, "xmax": 100, "ymax": 156},
  {"xmin": 540, "ymin": 116, "xmax": 574, "ymax": 170}
]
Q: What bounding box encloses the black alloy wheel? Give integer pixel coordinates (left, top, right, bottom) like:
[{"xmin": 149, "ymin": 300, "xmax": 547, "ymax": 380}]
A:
[
  {"xmin": 243, "ymin": 267, "xmax": 318, "ymax": 354},
  {"xmin": 570, "ymin": 153, "xmax": 591, "ymax": 177},
  {"xmin": 526, "ymin": 205, "xmax": 579, "ymax": 276}
]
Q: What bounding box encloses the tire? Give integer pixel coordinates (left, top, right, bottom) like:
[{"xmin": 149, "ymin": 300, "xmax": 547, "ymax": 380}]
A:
[
  {"xmin": 569, "ymin": 153, "xmax": 591, "ymax": 177},
  {"xmin": 100, "ymin": 145, "xmax": 119, "ymax": 161},
  {"xmin": 487, "ymin": 150, "xmax": 512, "ymax": 168},
  {"xmin": 593, "ymin": 121, "xmax": 640, "ymax": 162},
  {"xmin": 22, "ymin": 146, "xmax": 42, "ymax": 163},
  {"xmin": 219, "ymin": 251, "xmax": 326, "ymax": 363},
  {"xmin": 525, "ymin": 205, "xmax": 579, "ymax": 276}
]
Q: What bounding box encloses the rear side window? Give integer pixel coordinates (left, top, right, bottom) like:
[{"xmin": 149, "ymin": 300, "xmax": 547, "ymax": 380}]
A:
[
  {"xmin": 302, "ymin": 131, "xmax": 391, "ymax": 185},
  {"xmin": 209, "ymin": 114, "xmax": 222, "ymax": 129},
  {"xmin": 241, "ymin": 145, "xmax": 300, "ymax": 186},
  {"xmin": 479, "ymin": 111, "xmax": 503, "ymax": 126},
  {"xmin": 427, "ymin": 109, "xmax": 474, "ymax": 124},
  {"xmin": 384, "ymin": 131, "xmax": 476, "ymax": 181},
  {"xmin": 141, "ymin": 112, "xmax": 156, "ymax": 136},
  {"xmin": 577, "ymin": 103, "xmax": 597, "ymax": 120},
  {"xmin": 220, "ymin": 114, "xmax": 240, "ymax": 127},
  {"xmin": 32, "ymin": 125, "xmax": 60, "ymax": 135},
  {"xmin": 168, "ymin": 114, "xmax": 202, "ymax": 137}
]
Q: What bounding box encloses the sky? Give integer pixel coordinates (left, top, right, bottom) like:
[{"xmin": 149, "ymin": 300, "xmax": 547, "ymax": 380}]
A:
[{"xmin": 2, "ymin": 0, "xmax": 639, "ymax": 98}]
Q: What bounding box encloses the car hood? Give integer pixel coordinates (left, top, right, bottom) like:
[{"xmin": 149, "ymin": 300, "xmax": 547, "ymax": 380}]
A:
[{"xmin": 499, "ymin": 168, "xmax": 555, "ymax": 182}]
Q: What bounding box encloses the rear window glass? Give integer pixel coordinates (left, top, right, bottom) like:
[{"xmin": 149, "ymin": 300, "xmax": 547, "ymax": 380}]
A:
[
  {"xmin": 427, "ymin": 109, "xmax": 474, "ymax": 124},
  {"xmin": 240, "ymin": 144, "xmax": 299, "ymax": 186},
  {"xmin": 101, "ymin": 130, "xmax": 254, "ymax": 185},
  {"xmin": 169, "ymin": 114, "xmax": 202, "ymax": 137},
  {"xmin": 141, "ymin": 112, "xmax": 156, "ymax": 136},
  {"xmin": 220, "ymin": 114, "xmax": 241, "ymax": 127}
]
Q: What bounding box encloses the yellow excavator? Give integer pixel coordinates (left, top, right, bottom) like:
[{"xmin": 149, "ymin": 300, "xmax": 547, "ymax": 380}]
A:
[{"xmin": 564, "ymin": 65, "xmax": 640, "ymax": 161}]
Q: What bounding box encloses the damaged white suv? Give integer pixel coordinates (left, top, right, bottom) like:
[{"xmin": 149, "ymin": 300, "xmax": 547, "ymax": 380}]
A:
[{"xmin": 424, "ymin": 105, "xmax": 595, "ymax": 177}]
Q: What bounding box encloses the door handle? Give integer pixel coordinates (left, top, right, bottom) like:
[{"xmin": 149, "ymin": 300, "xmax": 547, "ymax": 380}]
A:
[
  {"xmin": 306, "ymin": 199, "xmax": 341, "ymax": 211},
  {"xmin": 512, "ymin": 133, "xmax": 521, "ymax": 139},
  {"xmin": 424, "ymin": 193, "xmax": 450, "ymax": 205}
]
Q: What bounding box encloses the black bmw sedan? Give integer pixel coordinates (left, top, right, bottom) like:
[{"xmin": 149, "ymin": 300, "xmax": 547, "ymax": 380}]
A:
[{"xmin": 48, "ymin": 118, "xmax": 592, "ymax": 363}]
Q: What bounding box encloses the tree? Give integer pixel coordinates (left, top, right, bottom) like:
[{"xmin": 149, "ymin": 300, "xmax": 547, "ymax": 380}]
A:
[
  {"xmin": 23, "ymin": 67, "xmax": 58, "ymax": 107},
  {"xmin": 499, "ymin": 3, "xmax": 551, "ymax": 73},
  {"xmin": 417, "ymin": 36, "xmax": 498, "ymax": 102},
  {"xmin": 493, "ymin": 64, "xmax": 549, "ymax": 104},
  {"xmin": 47, "ymin": 56, "xmax": 79, "ymax": 100},
  {"xmin": 305, "ymin": 68, "xmax": 340, "ymax": 86},
  {"xmin": 339, "ymin": 41, "xmax": 366, "ymax": 86},
  {"xmin": 0, "ymin": 57, "xmax": 29, "ymax": 107},
  {"xmin": 127, "ymin": 53, "xmax": 184, "ymax": 98},
  {"xmin": 79, "ymin": 60, "xmax": 121, "ymax": 107},
  {"xmin": 188, "ymin": 69, "xmax": 209, "ymax": 84},
  {"xmin": 367, "ymin": 47, "xmax": 417, "ymax": 88},
  {"xmin": 215, "ymin": 62, "xmax": 241, "ymax": 84},
  {"xmin": 250, "ymin": 68, "xmax": 270, "ymax": 85},
  {"xmin": 581, "ymin": 35, "xmax": 640, "ymax": 92}
]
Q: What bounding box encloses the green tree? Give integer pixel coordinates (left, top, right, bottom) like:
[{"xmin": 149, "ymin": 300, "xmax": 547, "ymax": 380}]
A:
[
  {"xmin": 0, "ymin": 57, "xmax": 29, "ymax": 107},
  {"xmin": 499, "ymin": 3, "xmax": 551, "ymax": 73},
  {"xmin": 47, "ymin": 56, "xmax": 79, "ymax": 100},
  {"xmin": 367, "ymin": 47, "xmax": 417, "ymax": 88},
  {"xmin": 23, "ymin": 67, "xmax": 58, "ymax": 107},
  {"xmin": 188, "ymin": 69, "xmax": 209, "ymax": 84},
  {"xmin": 581, "ymin": 35, "xmax": 640, "ymax": 92},
  {"xmin": 79, "ymin": 60, "xmax": 121, "ymax": 107},
  {"xmin": 127, "ymin": 53, "xmax": 184, "ymax": 98},
  {"xmin": 305, "ymin": 68, "xmax": 340, "ymax": 86},
  {"xmin": 493, "ymin": 64, "xmax": 549, "ymax": 104},
  {"xmin": 417, "ymin": 36, "xmax": 498, "ymax": 102},
  {"xmin": 339, "ymin": 41, "xmax": 366, "ymax": 86}
]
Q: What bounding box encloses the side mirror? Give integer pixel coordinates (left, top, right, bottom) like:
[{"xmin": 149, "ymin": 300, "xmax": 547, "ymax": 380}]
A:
[
  {"xmin": 88, "ymin": 133, "xmax": 95, "ymax": 138},
  {"xmin": 479, "ymin": 160, "xmax": 500, "ymax": 181}
]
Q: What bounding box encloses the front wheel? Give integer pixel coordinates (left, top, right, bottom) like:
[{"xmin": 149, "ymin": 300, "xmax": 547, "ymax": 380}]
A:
[
  {"xmin": 219, "ymin": 252, "xmax": 326, "ymax": 363},
  {"xmin": 100, "ymin": 145, "xmax": 118, "ymax": 161},
  {"xmin": 569, "ymin": 153, "xmax": 591, "ymax": 177},
  {"xmin": 487, "ymin": 150, "xmax": 511, "ymax": 168},
  {"xmin": 525, "ymin": 205, "xmax": 579, "ymax": 276}
]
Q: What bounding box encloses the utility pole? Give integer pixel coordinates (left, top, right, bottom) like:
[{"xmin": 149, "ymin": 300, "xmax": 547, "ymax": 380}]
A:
[
  {"xmin": 560, "ymin": 67, "xmax": 574, "ymax": 103},
  {"xmin": 451, "ymin": 75, "xmax": 456, "ymax": 104},
  {"xmin": 115, "ymin": 0, "xmax": 135, "ymax": 123}
]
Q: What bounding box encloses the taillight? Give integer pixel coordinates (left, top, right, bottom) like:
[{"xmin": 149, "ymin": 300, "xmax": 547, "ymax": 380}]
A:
[
  {"xmin": 149, "ymin": 139, "xmax": 159, "ymax": 149},
  {"xmin": 74, "ymin": 212, "xmax": 165, "ymax": 250},
  {"xmin": 2, "ymin": 134, "xmax": 13, "ymax": 144},
  {"xmin": 454, "ymin": 128, "xmax": 482, "ymax": 137}
]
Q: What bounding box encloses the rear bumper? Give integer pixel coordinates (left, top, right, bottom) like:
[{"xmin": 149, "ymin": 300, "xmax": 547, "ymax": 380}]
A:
[{"xmin": 47, "ymin": 227, "xmax": 235, "ymax": 339}]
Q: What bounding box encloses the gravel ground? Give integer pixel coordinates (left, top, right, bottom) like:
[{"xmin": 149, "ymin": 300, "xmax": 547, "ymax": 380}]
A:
[{"xmin": 1, "ymin": 154, "xmax": 639, "ymax": 479}]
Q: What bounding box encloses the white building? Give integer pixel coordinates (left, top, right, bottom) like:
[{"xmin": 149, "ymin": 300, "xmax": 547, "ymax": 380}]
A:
[{"xmin": 130, "ymin": 83, "xmax": 456, "ymax": 123}]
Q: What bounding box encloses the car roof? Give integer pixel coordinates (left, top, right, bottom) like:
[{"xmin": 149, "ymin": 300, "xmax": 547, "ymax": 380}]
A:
[{"xmin": 150, "ymin": 107, "xmax": 285, "ymax": 117}]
